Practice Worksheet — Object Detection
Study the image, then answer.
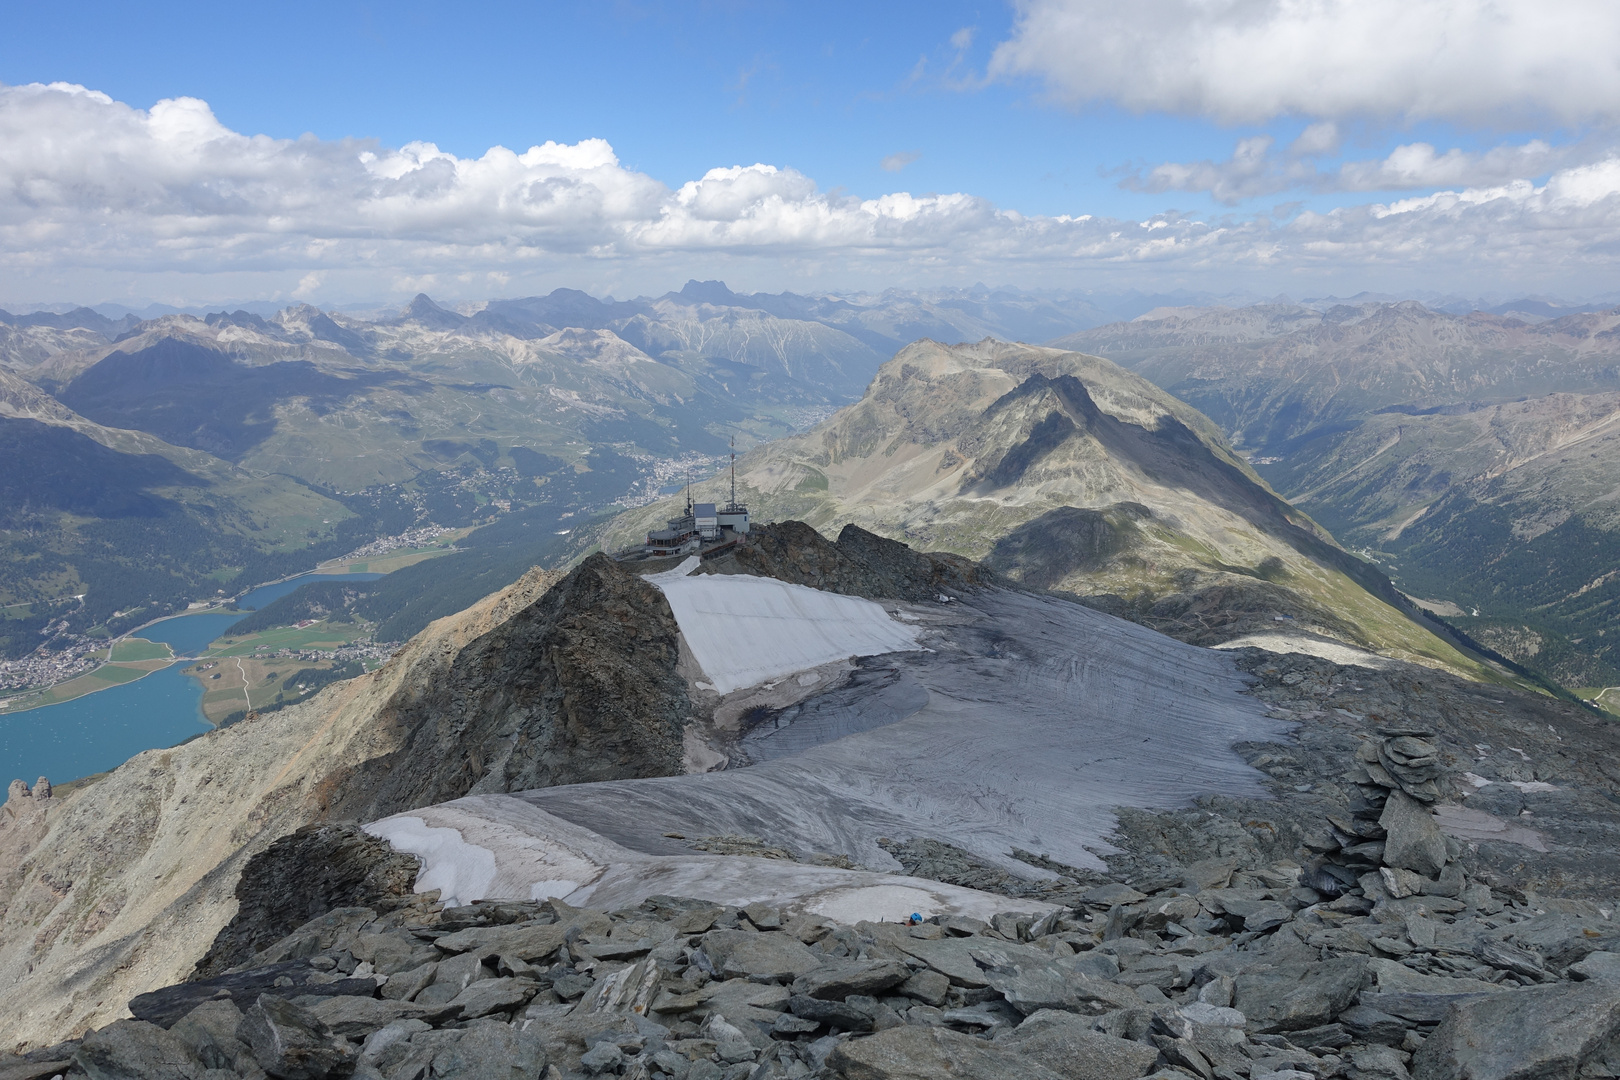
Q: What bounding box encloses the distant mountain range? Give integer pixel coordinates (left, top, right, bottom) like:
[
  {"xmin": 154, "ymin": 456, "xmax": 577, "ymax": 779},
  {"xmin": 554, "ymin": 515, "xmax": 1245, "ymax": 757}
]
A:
[
  {"xmin": 1059, "ymin": 300, "xmax": 1620, "ymax": 694},
  {"xmin": 0, "ymin": 283, "xmax": 1121, "ymax": 655},
  {"xmin": 8, "ymin": 286, "xmax": 1619, "ymax": 698}
]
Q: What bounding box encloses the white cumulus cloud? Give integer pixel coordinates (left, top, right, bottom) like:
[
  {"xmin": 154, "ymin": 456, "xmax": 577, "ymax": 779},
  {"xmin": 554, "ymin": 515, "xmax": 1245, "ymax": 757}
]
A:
[
  {"xmin": 7, "ymin": 81, "xmax": 1620, "ymax": 301},
  {"xmin": 990, "ymin": 0, "xmax": 1620, "ymax": 124},
  {"xmin": 1129, "ymin": 136, "xmax": 1583, "ymax": 204}
]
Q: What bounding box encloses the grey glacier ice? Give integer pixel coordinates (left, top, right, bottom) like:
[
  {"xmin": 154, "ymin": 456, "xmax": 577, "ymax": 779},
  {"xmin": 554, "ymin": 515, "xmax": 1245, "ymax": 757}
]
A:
[{"xmin": 369, "ymin": 577, "xmax": 1290, "ymax": 922}]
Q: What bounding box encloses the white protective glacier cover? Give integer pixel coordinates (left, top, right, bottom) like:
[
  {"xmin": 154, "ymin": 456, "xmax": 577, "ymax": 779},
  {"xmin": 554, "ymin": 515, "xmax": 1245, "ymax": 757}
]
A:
[{"xmin": 643, "ymin": 557, "xmax": 921, "ymax": 694}]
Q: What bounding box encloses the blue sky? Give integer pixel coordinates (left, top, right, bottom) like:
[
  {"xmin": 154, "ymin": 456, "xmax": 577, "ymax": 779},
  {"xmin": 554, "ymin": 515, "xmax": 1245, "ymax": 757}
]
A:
[
  {"xmin": 2, "ymin": 1, "xmax": 1617, "ymax": 303},
  {"xmin": 1, "ymin": 0, "xmax": 1560, "ymax": 219}
]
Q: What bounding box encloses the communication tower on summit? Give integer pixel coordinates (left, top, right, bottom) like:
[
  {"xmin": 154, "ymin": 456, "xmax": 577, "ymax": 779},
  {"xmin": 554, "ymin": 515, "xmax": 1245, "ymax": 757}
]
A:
[
  {"xmin": 640, "ymin": 435, "xmax": 749, "ymax": 556},
  {"xmin": 716, "ymin": 435, "xmax": 749, "ymax": 534}
]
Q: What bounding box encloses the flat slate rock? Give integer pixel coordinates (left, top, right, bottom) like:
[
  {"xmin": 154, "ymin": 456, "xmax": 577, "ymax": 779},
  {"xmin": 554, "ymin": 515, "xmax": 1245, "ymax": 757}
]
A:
[
  {"xmin": 1233, "ymin": 958, "xmax": 1367, "ymax": 1034},
  {"xmin": 446, "ymin": 977, "xmax": 540, "ymax": 1019},
  {"xmin": 701, "ymin": 929, "xmax": 823, "ymax": 981},
  {"xmin": 1359, "ymin": 991, "xmax": 1498, "ymax": 1024},
  {"xmin": 828, "ymin": 1024, "xmax": 1069, "ymax": 1080},
  {"xmin": 430, "ymin": 923, "xmax": 570, "ymax": 961},
  {"xmin": 73, "ymin": 1021, "xmax": 201, "ymax": 1080},
  {"xmin": 793, "ymin": 960, "xmax": 912, "ymax": 1000},
  {"xmin": 1412, "ymin": 981, "xmax": 1620, "ymax": 1080},
  {"xmin": 1570, "ymin": 952, "xmax": 1620, "ymax": 982},
  {"xmin": 305, "ymin": 996, "xmax": 460, "ymax": 1038},
  {"xmin": 995, "ymin": 1009, "xmax": 1162, "ymax": 1080},
  {"xmin": 128, "ymin": 962, "xmax": 378, "ymax": 1029}
]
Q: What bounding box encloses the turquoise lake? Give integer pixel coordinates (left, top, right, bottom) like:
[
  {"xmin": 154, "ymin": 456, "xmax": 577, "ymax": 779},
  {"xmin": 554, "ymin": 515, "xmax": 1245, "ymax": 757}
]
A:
[{"xmin": 0, "ymin": 572, "xmax": 383, "ymax": 787}]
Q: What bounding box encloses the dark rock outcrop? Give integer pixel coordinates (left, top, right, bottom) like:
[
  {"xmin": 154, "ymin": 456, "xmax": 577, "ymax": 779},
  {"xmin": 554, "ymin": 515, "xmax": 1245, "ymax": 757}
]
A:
[
  {"xmin": 319, "ymin": 553, "xmax": 691, "ymax": 822},
  {"xmin": 193, "ymin": 824, "xmax": 420, "ymax": 979},
  {"xmin": 698, "ymin": 521, "xmax": 995, "ymax": 601},
  {"xmin": 133, "ymin": 961, "xmax": 380, "ymax": 1028}
]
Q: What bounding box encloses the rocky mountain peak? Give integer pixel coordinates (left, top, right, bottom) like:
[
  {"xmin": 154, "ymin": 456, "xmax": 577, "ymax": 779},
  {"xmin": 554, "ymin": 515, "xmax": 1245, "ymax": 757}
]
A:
[{"xmin": 398, "ymin": 293, "xmax": 466, "ymax": 329}]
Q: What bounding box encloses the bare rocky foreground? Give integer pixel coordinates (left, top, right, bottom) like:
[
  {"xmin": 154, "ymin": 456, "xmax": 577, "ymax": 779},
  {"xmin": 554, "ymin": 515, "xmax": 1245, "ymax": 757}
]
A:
[
  {"xmin": 17, "ymin": 644, "xmax": 1620, "ymax": 1079},
  {"xmin": 15, "ymin": 791, "xmax": 1620, "ymax": 1080},
  {"xmin": 10, "ymin": 523, "xmax": 1620, "ymax": 1078}
]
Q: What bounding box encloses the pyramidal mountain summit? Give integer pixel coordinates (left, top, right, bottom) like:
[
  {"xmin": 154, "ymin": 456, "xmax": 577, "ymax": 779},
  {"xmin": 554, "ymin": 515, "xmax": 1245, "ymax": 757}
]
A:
[{"xmin": 6, "ymin": 336, "xmax": 1620, "ymax": 1080}]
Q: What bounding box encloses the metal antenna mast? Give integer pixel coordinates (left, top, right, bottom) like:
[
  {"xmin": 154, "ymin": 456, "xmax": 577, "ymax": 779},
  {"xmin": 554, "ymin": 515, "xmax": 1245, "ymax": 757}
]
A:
[{"xmin": 729, "ymin": 436, "xmax": 737, "ymax": 510}]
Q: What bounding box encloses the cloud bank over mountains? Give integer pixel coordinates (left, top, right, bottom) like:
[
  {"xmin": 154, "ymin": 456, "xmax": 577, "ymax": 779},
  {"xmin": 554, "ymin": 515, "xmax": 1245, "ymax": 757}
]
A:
[
  {"xmin": 1128, "ymin": 136, "xmax": 1580, "ymax": 206},
  {"xmin": 991, "ymin": 0, "xmax": 1620, "ymax": 125},
  {"xmin": 5, "ymin": 77, "xmax": 1620, "ymax": 303}
]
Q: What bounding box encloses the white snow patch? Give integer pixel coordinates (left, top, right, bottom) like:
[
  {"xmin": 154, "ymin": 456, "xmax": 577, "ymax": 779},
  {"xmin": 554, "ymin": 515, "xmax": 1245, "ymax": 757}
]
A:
[
  {"xmin": 365, "ymin": 815, "xmax": 496, "ymax": 907},
  {"xmin": 646, "ymin": 569, "xmax": 921, "ymax": 694},
  {"xmin": 805, "ymin": 885, "xmax": 944, "ymax": 924},
  {"xmin": 1213, "ymin": 632, "xmax": 1394, "ymax": 668}
]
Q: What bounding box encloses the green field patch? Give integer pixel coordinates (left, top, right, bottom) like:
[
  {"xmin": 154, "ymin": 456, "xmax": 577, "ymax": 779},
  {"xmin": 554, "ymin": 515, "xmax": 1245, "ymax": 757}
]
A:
[
  {"xmin": 110, "ymin": 637, "xmax": 171, "ymax": 661},
  {"xmin": 0, "ymin": 658, "xmax": 172, "ymax": 712},
  {"xmin": 87, "ymin": 664, "xmax": 149, "ymax": 685},
  {"xmin": 208, "ymin": 622, "xmax": 365, "ymax": 657}
]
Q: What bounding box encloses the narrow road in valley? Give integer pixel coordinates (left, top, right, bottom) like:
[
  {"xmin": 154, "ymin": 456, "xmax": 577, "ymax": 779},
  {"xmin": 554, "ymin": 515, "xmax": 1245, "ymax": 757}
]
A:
[{"xmin": 235, "ymin": 657, "xmax": 251, "ymax": 712}]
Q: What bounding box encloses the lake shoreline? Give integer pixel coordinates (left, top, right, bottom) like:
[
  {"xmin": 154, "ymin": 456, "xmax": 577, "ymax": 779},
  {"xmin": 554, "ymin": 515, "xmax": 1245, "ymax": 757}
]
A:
[{"xmin": 1, "ymin": 570, "xmax": 386, "ymax": 785}]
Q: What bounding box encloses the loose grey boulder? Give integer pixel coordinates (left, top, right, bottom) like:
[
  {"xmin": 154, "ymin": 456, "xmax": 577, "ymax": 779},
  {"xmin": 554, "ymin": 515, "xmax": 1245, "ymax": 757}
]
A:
[
  {"xmin": 828, "ymin": 1024, "xmax": 1069, "ymax": 1079},
  {"xmin": 579, "ymin": 1040, "xmax": 623, "ymax": 1075},
  {"xmin": 0, "ymin": 1056, "xmax": 77, "ymax": 1080},
  {"xmin": 1220, "ymin": 900, "xmax": 1294, "ymax": 934},
  {"xmin": 1362, "ymin": 958, "xmax": 1503, "ymax": 1023},
  {"xmin": 898, "ymin": 969, "xmax": 950, "ymax": 1006},
  {"xmin": 1412, "ymin": 981, "xmax": 1620, "ymax": 1080},
  {"xmin": 793, "ymin": 960, "xmax": 911, "ymax": 1000},
  {"xmin": 431, "ymin": 923, "xmax": 571, "ymax": 962},
  {"xmin": 428, "ymin": 1020, "xmax": 547, "ymax": 1079},
  {"xmin": 1380, "ymin": 791, "xmax": 1447, "ymax": 877},
  {"xmin": 379, "ymin": 960, "xmax": 437, "ymax": 1001},
  {"xmin": 995, "ymin": 1009, "xmax": 1161, "ymax": 1080},
  {"xmin": 447, "ymin": 977, "xmax": 539, "ymax": 1019},
  {"xmin": 358, "ymin": 1019, "xmax": 429, "ymax": 1063},
  {"xmin": 169, "ymin": 1000, "xmax": 250, "ymax": 1072},
  {"xmin": 237, "ymin": 994, "xmax": 354, "ymax": 1080},
  {"xmin": 701, "ymin": 929, "xmax": 823, "ymax": 981},
  {"xmin": 1082, "ymin": 883, "xmax": 1148, "ymax": 906},
  {"xmin": 1233, "ymin": 957, "xmax": 1367, "ymax": 1033},
  {"xmin": 1474, "ymin": 939, "xmax": 1547, "ymax": 982},
  {"xmin": 74, "ymin": 1020, "xmax": 203, "ymax": 1080},
  {"xmin": 1570, "ymin": 952, "xmax": 1620, "ymax": 982},
  {"xmin": 129, "ymin": 961, "xmax": 378, "ymax": 1028},
  {"xmin": 1495, "ymin": 913, "xmax": 1620, "ymax": 973},
  {"xmin": 1340, "ymin": 1005, "xmax": 1408, "ymax": 1047},
  {"xmin": 789, "ymin": 993, "xmax": 879, "ymax": 1031},
  {"xmin": 306, "ymin": 996, "xmax": 454, "ymax": 1039},
  {"xmin": 1350, "ymin": 1045, "xmax": 1413, "ymax": 1080}
]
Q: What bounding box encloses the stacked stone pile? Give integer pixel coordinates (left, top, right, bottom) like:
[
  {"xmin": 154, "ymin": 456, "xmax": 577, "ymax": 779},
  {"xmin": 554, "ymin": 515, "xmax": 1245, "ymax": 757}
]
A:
[
  {"xmin": 14, "ymin": 861, "xmax": 1620, "ymax": 1080},
  {"xmin": 1299, "ymin": 728, "xmax": 1459, "ymax": 904}
]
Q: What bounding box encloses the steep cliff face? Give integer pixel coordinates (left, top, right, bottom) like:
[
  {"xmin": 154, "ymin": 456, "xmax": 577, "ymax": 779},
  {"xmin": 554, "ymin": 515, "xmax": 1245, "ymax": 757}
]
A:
[
  {"xmin": 0, "ymin": 553, "xmax": 698, "ymax": 1049},
  {"xmin": 318, "ymin": 553, "xmax": 691, "ymax": 822}
]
